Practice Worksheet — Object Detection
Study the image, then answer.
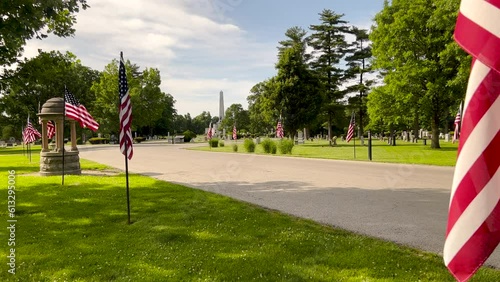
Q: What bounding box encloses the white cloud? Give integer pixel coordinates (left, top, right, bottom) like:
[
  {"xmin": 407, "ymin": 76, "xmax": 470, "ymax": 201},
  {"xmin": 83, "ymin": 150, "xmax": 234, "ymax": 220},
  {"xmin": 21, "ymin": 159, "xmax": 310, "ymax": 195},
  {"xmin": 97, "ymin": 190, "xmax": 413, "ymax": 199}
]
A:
[{"xmin": 21, "ymin": 0, "xmax": 276, "ymax": 116}]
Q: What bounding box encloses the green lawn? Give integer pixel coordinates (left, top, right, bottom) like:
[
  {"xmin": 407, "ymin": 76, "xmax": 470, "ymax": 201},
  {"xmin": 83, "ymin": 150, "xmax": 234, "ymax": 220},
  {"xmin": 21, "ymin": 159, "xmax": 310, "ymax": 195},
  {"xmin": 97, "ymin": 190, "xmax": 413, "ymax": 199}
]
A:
[
  {"xmin": 193, "ymin": 138, "xmax": 458, "ymax": 166},
  {"xmin": 1, "ymin": 146, "xmax": 496, "ymax": 281}
]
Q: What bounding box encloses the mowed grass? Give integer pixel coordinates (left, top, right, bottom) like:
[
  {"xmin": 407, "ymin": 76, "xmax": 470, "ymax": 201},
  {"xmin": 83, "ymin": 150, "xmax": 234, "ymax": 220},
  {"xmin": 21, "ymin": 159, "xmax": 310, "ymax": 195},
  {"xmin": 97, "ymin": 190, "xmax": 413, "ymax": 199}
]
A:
[
  {"xmin": 193, "ymin": 139, "xmax": 458, "ymax": 166},
  {"xmin": 1, "ymin": 147, "xmax": 498, "ymax": 281}
]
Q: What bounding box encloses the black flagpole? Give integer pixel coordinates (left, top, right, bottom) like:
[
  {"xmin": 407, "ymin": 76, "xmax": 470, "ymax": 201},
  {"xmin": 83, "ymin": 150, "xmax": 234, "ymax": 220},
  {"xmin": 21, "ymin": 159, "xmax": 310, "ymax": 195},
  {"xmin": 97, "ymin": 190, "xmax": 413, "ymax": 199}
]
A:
[
  {"xmin": 22, "ymin": 126, "xmax": 25, "ymax": 157},
  {"xmin": 125, "ymin": 140, "xmax": 131, "ymax": 225},
  {"xmin": 353, "ymin": 131, "xmax": 356, "ymax": 159},
  {"xmin": 352, "ymin": 111, "xmax": 356, "ymax": 159},
  {"xmin": 121, "ymin": 51, "xmax": 131, "ymax": 225},
  {"xmin": 62, "ymin": 86, "xmax": 66, "ymax": 186}
]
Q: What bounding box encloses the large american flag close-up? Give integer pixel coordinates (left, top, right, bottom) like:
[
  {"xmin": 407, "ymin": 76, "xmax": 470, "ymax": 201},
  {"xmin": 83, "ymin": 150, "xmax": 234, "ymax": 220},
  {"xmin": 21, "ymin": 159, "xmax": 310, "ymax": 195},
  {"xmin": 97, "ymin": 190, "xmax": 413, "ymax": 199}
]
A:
[
  {"xmin": 443, "ymin": 1, "xmax": 500, "ymax": 281},
  {"xmin": 119, "ymin": 54, "xmax": 134, "ymax": 160}
]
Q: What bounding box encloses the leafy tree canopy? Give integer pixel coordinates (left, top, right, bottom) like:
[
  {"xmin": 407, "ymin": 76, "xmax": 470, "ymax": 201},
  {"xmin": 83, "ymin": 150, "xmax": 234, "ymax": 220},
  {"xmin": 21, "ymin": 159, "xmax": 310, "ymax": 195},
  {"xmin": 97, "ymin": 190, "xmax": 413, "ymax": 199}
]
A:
[{"xmin": 1, "ymin": 0, "xmax": 89, "ymax": 66}]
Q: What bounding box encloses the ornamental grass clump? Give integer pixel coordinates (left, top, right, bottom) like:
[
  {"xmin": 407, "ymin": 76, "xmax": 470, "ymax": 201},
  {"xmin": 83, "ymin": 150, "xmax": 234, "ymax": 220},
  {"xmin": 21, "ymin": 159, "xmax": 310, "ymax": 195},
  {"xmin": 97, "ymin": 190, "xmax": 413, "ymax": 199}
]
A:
[
  {"xmin": 279, "ymin": 139, "xmax": 294, "ymax": 154},
  {"xmin": 261, "ymin": 138, "xmax": 275, "ymax": 154},
  {"xmin": 243, "ymin": 138, "xmax": 255, "ymax": 153},
  {"xmin": 209, "ymin": 138, "xmax": 219, "ymax": 148}
]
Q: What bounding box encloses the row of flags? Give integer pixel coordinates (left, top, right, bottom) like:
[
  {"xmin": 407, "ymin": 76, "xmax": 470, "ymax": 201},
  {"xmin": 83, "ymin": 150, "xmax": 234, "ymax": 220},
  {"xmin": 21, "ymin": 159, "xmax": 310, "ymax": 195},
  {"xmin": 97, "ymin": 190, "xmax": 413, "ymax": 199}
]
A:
[
  {"xmin": 22, "ymin": 118, "xmax": 41, "ymax": 144},
  {"xmin": 17, "ymin": 53, "xmax": 134, "ymax": 163},
  {"xmin": 20, "ymin": 87, "xmax": 100, "ymax": 145},
  {"xmin": 22, "ymin": 118, "xmax": 55, "ymax": 144}
]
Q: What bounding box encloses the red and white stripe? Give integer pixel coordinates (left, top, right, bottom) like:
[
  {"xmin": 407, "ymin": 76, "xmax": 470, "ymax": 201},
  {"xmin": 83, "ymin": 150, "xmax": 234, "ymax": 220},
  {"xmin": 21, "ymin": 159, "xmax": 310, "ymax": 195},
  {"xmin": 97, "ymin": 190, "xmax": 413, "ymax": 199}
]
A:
[
  {"xmin": 276, "ymin": 121, "xmax": 284, "ymax": 138},
  {"xmin": 444, "ymin": 1, "xmax": 500, "ymax": 281},
  {"xmin": 207, "ymin": 122, "xmax": 213, "ymax": 140},
  {"xmin": 346, "ymin": 112, "xmax": 355, "ymax": 143},
  {"xmin": 232, "ymin": 125, "xmax": 237, "ymax": 140},
  {"xmin": 47, "ymin": 120, "xmax": 55, "ymax": 139},
  {"xmin": 452, "ymin": 108, "xmax": 461, "ymax": 143},
  {"xmin": 119, "ymin": 55, "xmax": 133, "ymax": 160},
  {"xmin": 23, "ymin": 120, "xmax": 41, "ymax": 144}
]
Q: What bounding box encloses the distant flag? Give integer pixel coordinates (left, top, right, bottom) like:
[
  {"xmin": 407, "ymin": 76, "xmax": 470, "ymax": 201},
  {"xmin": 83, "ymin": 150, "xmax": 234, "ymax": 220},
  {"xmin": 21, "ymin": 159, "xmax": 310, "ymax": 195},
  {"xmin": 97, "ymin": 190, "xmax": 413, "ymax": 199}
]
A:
[
  {"xmin": 232, "ymin": 124, "xmax": 237, "ymax": 140},
  {"xmin": 64, "ymin": 86, "xmax": 99, "ymax": 132},
  {"xmin": 276, "ymin": 119, "xmax": 284, "ymax": 138},
  {"xmin": 38, "ymin": 117, "xmax": 56, "ymax": 139},
  {"xmin": 443, "ymin": 1, "xmax": 500, "ymax": 281},
  {"xmin": 119, "ymin": 52, "xmax": 133, "ymax": 160},
  {"xmin": 207, "ymin": 122, "xmax": 213, "ymax": 140},
  {"xmin": 452, "ymin": 103, "xmax": 462, "ymax": 143},
  {"xmin": 47, "ymin": 120, "xmax": 56, "ymax": 139},
  {"xmin": 23, "ymin": 117, "xmax": 41, "ymax": 144},
  {"xmin": 346, "ymin": 112, "xmax": 355, "ymax": 143}
]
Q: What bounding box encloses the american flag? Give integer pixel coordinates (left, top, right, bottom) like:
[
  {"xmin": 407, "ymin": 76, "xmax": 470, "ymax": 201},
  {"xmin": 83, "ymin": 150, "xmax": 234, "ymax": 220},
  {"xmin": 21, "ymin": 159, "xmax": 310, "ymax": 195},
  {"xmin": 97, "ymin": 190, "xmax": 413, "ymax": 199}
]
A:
[
  {"xmin": 207, "ymin": 122, "xmax": 213, "ymax": 140},
  {"xmin": 119, "ymin": 53, "xmax": 133, "ymax": 160},
  {"xmin": 65, "ymin": 87, "xmax": 99, "ymax": 132},
  {"xmin": 443, "ymin": 1, "xmax": 500, "ymax": 281},
  {"xmin": 276, "ymin": 120, "xmax": 284, "ymax": 138},
  {"xmin": 346, "ymin": 112, "xmax": 355, "ymax": 143},
  {"xmin": 38, "ymin": 118, "xmax": 56, "ymax": 139},
  {"xmin": 452, "ymin": 104, "xmax": 462, "ymax": 143},
  {"xmin": 23, "ymin": 118, "xmax": 41, "ymax": 144},
  {"xmin": 47, "ymin": 120, "xmax": 55, "ymax": 139},
  {"xmin": 232, "ymin": 124, "xmax": 237, "ymax": 140}
]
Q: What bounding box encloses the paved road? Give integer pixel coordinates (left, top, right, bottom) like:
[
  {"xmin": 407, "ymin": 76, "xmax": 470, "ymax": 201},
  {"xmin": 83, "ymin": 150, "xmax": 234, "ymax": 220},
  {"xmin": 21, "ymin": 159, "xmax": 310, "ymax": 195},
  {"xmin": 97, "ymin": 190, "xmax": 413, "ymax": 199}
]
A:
[{"xmin": 79, "ymin": 142, "xmax": 500, "ymax": 268}]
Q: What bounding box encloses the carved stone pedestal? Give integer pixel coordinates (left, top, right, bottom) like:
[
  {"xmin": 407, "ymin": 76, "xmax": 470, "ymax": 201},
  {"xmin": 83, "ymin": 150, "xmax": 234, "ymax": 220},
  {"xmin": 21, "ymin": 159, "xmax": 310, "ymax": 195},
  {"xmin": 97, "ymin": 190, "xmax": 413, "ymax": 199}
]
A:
[{"xmin": 40, "ymin": 150, "xmax": 81, "ymax": 176}]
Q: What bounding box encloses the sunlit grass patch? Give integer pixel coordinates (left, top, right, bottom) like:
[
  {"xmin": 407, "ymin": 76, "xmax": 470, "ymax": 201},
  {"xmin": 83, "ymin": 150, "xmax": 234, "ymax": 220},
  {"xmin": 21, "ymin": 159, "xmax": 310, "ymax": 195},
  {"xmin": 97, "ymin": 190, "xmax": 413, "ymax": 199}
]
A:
[{"xmin": 0, "ymin": 148, "xmax": 498, "ymax": 281}]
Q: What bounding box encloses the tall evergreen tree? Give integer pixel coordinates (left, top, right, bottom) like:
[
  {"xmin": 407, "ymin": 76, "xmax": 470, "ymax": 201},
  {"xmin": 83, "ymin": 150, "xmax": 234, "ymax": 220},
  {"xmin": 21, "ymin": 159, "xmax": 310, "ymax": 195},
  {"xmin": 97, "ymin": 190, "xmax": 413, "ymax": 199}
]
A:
[
  {"xmin": 275, "ymin": 45, "xmax": 323, "ymax": 138},
  {"xmin": 277, "ymin": 26, "xmax": 310, "ymax": 63},
  {"xmin": 308, "ymin": 9, "xmax": 350, "ymax": 144},
  {"xmin": 345, "ymin": 27, "xmax": 374, "ymax": 142}
]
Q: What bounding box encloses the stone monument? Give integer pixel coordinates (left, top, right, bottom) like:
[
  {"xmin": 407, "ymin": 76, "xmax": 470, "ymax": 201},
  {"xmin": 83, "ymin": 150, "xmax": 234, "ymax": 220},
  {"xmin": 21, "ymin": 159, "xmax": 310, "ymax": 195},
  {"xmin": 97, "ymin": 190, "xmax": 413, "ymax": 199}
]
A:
[
  {"xmin": 37, "ymin": 97, "xmax": 81, "ymax": 176},
  {"xmin": 218, "ymin": 90, "xmax": 226, "ymax": 138}
]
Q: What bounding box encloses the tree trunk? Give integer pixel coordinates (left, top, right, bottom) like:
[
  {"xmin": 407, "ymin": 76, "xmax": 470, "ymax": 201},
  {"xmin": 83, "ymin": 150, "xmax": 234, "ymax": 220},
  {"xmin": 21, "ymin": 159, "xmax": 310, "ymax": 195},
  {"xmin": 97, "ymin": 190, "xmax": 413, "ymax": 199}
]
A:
[
  {"xmin": 431, "ymin": 115, "xmax": 441, "ymax": 149},
  {"xmin": 413, "ymin": 114, "xmax": 419, "ymax": 143}
]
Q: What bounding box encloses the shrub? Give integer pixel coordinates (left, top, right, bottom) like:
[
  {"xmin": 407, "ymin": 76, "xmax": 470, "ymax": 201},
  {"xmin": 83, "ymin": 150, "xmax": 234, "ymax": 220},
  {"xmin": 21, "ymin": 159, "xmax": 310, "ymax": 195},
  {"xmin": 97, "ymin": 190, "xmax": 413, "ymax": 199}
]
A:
[
  {"xmin": 183, "ymin": 130, "xmax": 196, "ymax": 142},
  {"xmin": 261, "ymin": 138, "xmax": 274, "ymax": 154},
  {"xmin": 134, "ymin": 137, "xmax": 146, "ymax": 143},
  {"xmin": 88, "ymin": 137, "xmax": 110, "ymax": 144},
  {"xmin": 232, "ymin": 144, "xmax": 238, "ymax": 152},
  {"xmin": 270, "ymin": 142, "xmax": 277, "ymax": 154},
  {"xmin": 219, "ymin": 140, "xmax": 225, "ymax": 147},
  {"xmin": 279, "ymin": 139, "xmax": 294, "ymax": 154},
  {"xmin": 243, "ymin": 138, "xmax": 255, "ymax": 153},
  {"xmin": 209, "ymin": 138, "xmax": 219, "ymax": 148}
]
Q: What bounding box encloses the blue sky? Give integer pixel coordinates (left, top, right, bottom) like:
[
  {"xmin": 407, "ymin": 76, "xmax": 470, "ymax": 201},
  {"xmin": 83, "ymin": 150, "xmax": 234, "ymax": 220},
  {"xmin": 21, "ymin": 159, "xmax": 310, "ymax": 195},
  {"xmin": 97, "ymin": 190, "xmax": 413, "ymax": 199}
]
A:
[{"xmin": 23, "ymin": 0, "xmax": 384, "ymax": 116}]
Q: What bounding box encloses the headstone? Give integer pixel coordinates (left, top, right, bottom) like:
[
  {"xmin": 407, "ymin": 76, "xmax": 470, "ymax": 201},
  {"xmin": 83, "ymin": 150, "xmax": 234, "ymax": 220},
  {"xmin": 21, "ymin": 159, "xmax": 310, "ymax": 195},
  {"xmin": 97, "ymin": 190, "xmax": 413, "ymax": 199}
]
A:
[{"xmin": 445, "ymin": 133, "xmax": 450, "ymax": 142}]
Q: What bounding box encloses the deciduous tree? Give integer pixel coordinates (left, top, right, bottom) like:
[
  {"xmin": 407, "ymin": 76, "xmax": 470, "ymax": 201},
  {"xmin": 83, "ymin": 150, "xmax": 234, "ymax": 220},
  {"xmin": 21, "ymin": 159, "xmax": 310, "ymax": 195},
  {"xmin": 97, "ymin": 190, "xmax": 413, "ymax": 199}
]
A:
[{"xmin": 0, "ymin": 0, "xmax": 89, "ymax": 66}]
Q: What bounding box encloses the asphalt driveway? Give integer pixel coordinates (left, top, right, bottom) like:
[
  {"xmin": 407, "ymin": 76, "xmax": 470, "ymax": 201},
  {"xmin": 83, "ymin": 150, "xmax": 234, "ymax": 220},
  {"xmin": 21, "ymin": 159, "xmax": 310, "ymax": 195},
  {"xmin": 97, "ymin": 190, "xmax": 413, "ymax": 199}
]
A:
[{"xmin": 78, "ymin": 142, "xmax": 500, "ymax": 268}]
